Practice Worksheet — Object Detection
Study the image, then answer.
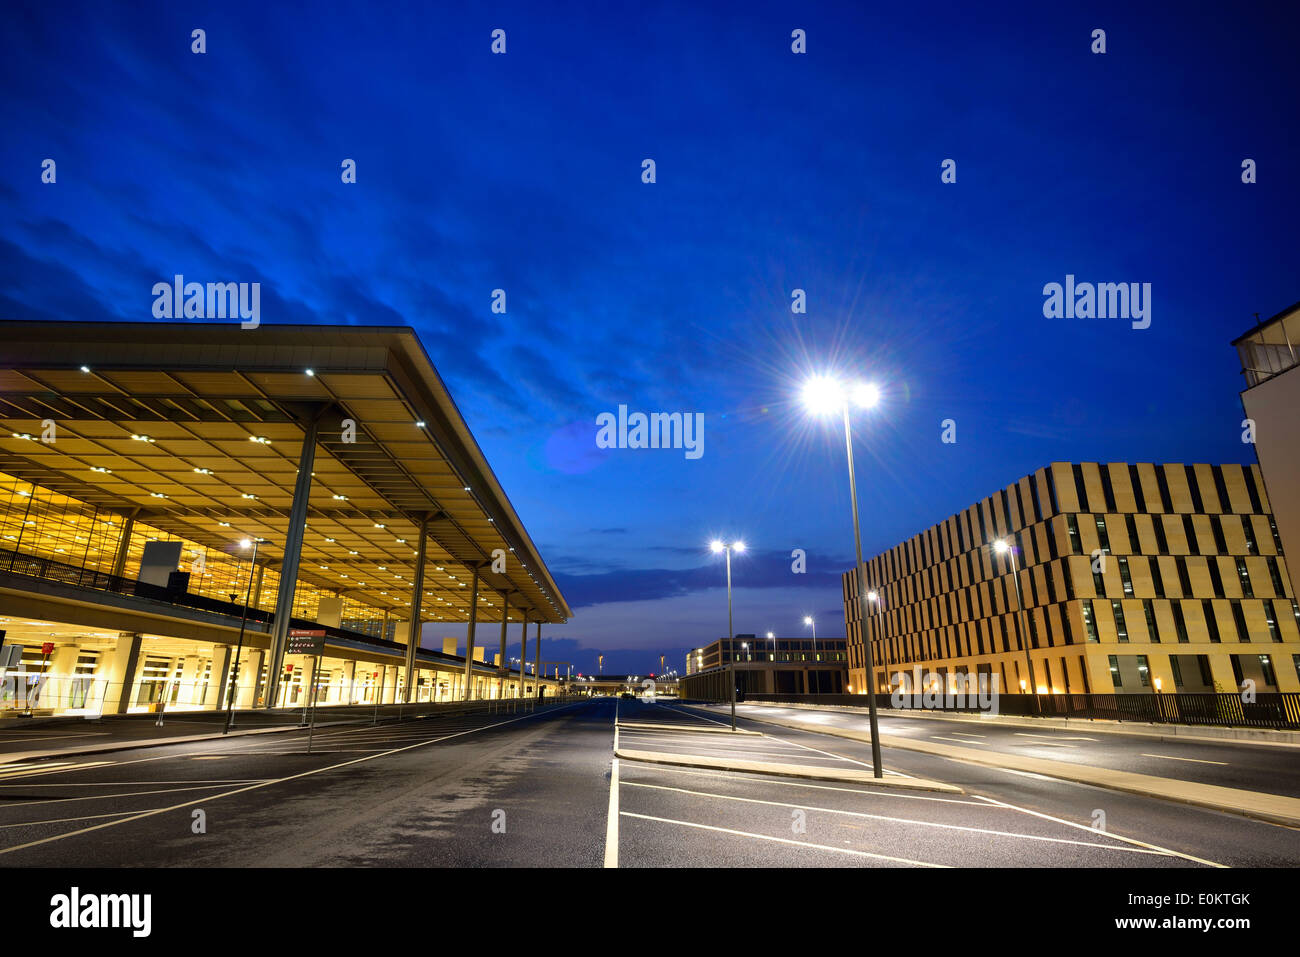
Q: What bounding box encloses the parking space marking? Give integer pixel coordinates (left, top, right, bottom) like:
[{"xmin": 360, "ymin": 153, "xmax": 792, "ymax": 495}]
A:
[
  {"xmin": 620, "ymin": 780, "xmax": 1171, "ymax": 856},
  {"xmin": 619, "ymin": 810, "xmax": 948, "ymax": 866}
]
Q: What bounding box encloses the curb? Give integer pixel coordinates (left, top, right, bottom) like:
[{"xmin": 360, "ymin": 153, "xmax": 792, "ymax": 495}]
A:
[
  {"xmin": 614, "ymin": 747, "xmax": 962, "ymax": 792},
  {"xmin": 616, "ymin": 721, "xmax": 762, "ymax": 736}
]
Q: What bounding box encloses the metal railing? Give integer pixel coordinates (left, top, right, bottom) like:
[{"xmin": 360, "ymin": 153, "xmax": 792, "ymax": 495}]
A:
[{"xmin": 738, "ymin": 691, "xmax": 1300, "ymax": 730}]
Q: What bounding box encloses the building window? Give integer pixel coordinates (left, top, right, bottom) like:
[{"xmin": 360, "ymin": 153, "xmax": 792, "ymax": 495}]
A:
[
  {"xmin": 1170, "ymin": 656, "xmax": 1184, "ymax": 689},
  {"xmin": 1203, "ymin": 599, "xmax": 1221, "ymax": 643},
  {"xmin": 1184, "ymin": 465, "xmax": 1204, "ymax": 513},
  {"xmin": 1172, "ymin": 602, "xmax": 1189, "ymax": 643},
  {"xmin": 1210, "ymin": 515, "xmax": 1228, "ymax": 553},
  {"xmin": 1092, "ymin": 559, "xmax": 1106, "ymax": 597},
  {"xmin": 1236, "ymin": 558, "xmax": 1253, "ymax": 598},
  {"xmin": 1212, "ymin": 465, "xmax": 1232, "ymax": 513},
  {"xmin": 1118, "ymin": 556, "xmax": 1134, "ymax": 596},
  {"xmin": 1150, "ymin": 558, "xmax": 1166, "ymax": 598},
  {"xmin": 1267, "ymin": 557, "xmax": 1285, "ymax": 595},
  {"xmin": 1136, "ymin": 655, "xmax": 1151, "ymax": 687},
  {"xmin": 1128, "ymin": 464, "xmax": 1147, "ymax": 513},
  {"xmin": 1266, "ymin": 603, "xmax": 1281, "ymax": 643},
  {"xmin": 1112, "ymin": 600, "xmax": 1128, "ymax": 642},
  {"xmin": 1067, "ymin": 514, "xmax": 1081, "ymax": 554},
  {"xmin": 1241, "ymin": 516, "xmax": 1258, "ymax": 555},
  {"xmin": 1270, "ymin": 518, "xmax": 1284, "ymax": 554},
  {"xmin": 1072, "ymin": 464, "xmax": 1090, "ymax": 512},
  {"xmin": 1207, "ymin": 558, "xmax": 1225, "ymax": 598},
  {"xmin": 1230, "ymin": 600, "xmax": 1250, "ymax": 642},
  {"xmin": 1153, "ymin": 516, "xmax": 1169, "ymax": 554},
  {"xmin": 1143, "ymin": 599, "xmax": 1159, "ymax": 642},
  {"xmin": 1230, "ymin": 655, "xmax": 1244, "ymax": 685},
  {"xmin": 1260, "ymin": 655, "xmax": 1277, "ymax": 687},
  {"xmin": 1108, "ymin": 654, "xmax": 1122, "ymax": 688},
  {"xmin": 1175, "ymin": 557, "xmax": 1193, "ymax": 597},
  {"xmin": 1095, "ymin": 515, "xmax": 1111, "ymax": 552},
  {"xmin": 1154, "ymin": 466, "xmax": 1174, "ymax": 513},
  {"xmin": 1125, "ymin": 514, "xmax": 1141, "ymax": 555},
  {"xmin": 1182, "ymin": 514, "xmax": 1199, "ymax": 555},
  {"xmin": 1082, "ymin": 599, "xmax": 1099, "ymax": 642}
]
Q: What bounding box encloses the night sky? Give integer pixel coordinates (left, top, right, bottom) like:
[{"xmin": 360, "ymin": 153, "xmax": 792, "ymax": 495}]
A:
[{"xmin": 2, "ymin": 2, "xmax": 1297, "ymax": 675}]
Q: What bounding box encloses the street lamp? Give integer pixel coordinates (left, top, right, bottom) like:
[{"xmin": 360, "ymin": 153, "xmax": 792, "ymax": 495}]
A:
[
  {"xmin": 224, "ymin": 536, "xmax": 261, "ymax": 734},
  {"xmin": 867, "ymin": 590, "xmax": 890, "ymax": 693},
  {"xmin": 990, "ymin": 537, "xmax": 1038, "ymax": 704},
  {"xmin": 711, "ymin": 538, "xmax": 745, "ymax": 729},
  {"xmin": 803, "ymin": 615, "xmax": 819, "ymax": 693},
  {"xmin": 766, "ymin": 631, "xmax": 775, "ymax": 663},
  {"xmin": 801, "ymin": 373, "xmax": 884, "ymax": 778}
]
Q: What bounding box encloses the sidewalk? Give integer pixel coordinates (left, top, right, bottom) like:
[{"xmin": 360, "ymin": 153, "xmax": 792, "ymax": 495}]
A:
[
  {"xmin": 0, "ymin": 697, "xmax": 564, "ymax": 764},
  {"xmin": 741, "ymin": 700, "xmax": 1300, "ymax": 748}
]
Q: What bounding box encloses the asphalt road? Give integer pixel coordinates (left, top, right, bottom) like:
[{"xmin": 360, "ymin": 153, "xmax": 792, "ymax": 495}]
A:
[
  {"xmin": 1, "ymin": 697, "xmax": 1296, "ymax": 867},
  {"xmin": 714, "ymin": 703, "xmax": 1300, "ymax": 797}
]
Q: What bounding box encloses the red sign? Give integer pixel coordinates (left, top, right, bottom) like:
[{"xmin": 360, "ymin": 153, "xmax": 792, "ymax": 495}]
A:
[{"xmin": 41, "ymin": 642, "xmax": 54, "ymax": 655}]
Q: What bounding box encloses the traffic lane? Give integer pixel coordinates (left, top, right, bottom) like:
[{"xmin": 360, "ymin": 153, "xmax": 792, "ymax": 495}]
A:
[
  {"xmin": 616, "ymin": 762, "xmax": 1193, "ymax": 868},
  {"xmin": 616, "ymin": 699, "xmax": 728, "ymax": 727},
  {"xmin": 699, "ymin": 711, "xmax": 1300, "ymax": 868},
  {"xmin": 720, "ymin": 704, "xmax": 1300, "ymax": 798},
  {"xmin": 0, "ymin": 699, "xmax": 608, "ymax": 867},
  {"xmin": 616, "ymin": 726, "xmax": 859, "ymax": 768}
]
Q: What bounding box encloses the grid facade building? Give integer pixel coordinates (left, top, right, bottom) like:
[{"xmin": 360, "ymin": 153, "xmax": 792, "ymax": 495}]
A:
[{"xmin": 842, "ymin": 462, "xmax": 1300, "ymax": 696}]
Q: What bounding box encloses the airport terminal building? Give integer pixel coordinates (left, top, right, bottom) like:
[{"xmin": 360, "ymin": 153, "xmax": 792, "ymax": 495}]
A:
[
  {"xmin": 843, "ymin": 462, "xmax": 1300, "ymax": 696},
  {"xmin": 0, "ymin": 321, "xmax": 572, "ymax": 717}
]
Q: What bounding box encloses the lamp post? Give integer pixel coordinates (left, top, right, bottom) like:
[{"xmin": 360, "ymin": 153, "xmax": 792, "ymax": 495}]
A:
[
  {"xmin": 711, "ymin": 538, "xmax": 745, "ymax": 730},
  {"xmin": 801, "ymin": 374, "xmax": 884, "ymax": 777},
  {"xmin": 224, "ymin": 537, "xmax": 260, "ymax": 734},
  {"xmin": 867, "ymin": 590, "xmax": 890, "ymax": 693},
  {"xmin": 990, "ymin": 537, "xmax": 1037, "ymax": 709},
  {"xmin": 803, "ymin": 615, "xmax": 818, "ymax": 693}
]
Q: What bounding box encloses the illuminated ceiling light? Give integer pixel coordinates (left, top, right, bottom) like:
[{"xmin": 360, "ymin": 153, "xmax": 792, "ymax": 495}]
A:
[
  {"xmin": 80, "ymin": 365, "xmax": 90, "ymax": 373},
  {"xmin": 415, "ymin": 421, "xmax": 426, "ymax": 428},
  {"xmin": 349, "ymin": 550, "xmax": 359, "ymax": 555},
  {"xmin": 249, "ymin": 436, "xmax": 271, "ymax": 445},
  {"xmin": 305, "ymin": 368, "xmax": 315, "ymax": 376},
  {"xmin": 131, "ymin": 434, "xmax": 156, "ymax": 443},
  {"xmin": 378, "ymin": 566, "xmax": 387, "ymax": 570},
  {"xmin": 151, "ymin": 492, "xmax": 167, "ymax": 498},
  {"xmin": 193, "ymin": 467, "xmax": 213, "ymax": 475},
  {"xmin": 12, "ymin": 433, "xmax": 35, "ymax": 441},
  {"xmin": 242, "ymin": 493, "xmax": 257, "ymax": 500},
  {"xmin": 463, "ymin": 486, "xmax": 471, "ymax": 491},
  {"xmin": 91, "ymin": 466, "xmax": 112, "ymax": 474},
  {"xmin": 333, "ymin": 494, "xmax": 348, "ymax": 500},
  {"xmin": 395, "ymin": 538, "xmax": 406, "ymax": 544},
  {"xmin": 324, "ymin": 537, "xmax": 335, "ymax": 543},
  {"xmin": 374, "ymin": 523, "xmax": 385, "ymax": 529},
  {"xmin": 218, "ymin": 521, "xmax": 231, "ymax": 527}
]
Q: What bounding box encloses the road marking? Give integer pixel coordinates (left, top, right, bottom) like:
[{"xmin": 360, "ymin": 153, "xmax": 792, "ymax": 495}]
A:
[
  {"xmin": 0, "ymin": 701, "xmax": 586, "ymax": 858},
  {"xmin": 619, "ymin": 811, "xmax": 948, "ymax": 866},
  {"xmin": 1013, "ymin": 732, "xmax": 1096, "ymax": 742},
  {"xmin": 620, "ymin": 780, "xmax": 1170, "ymax": 855},
  {"xmin": 0, "ymin": 784, "xmax": 269, "ymax": 810},
  {"xmin": 950, "ymin": 731, "xmax": 986, "ymax": 738},
  {"xmin": 1140, "ymin": 753, "xmax": 1229, "ymax": 766},
  {"xmin": 0, "ymin": 761, "xmax": 112, "ymax": 779},
  {"xmin": 969, "ymin": 793, "xmax": 1225, "ymax": 868},
  {"xmin": 0, "ymin": 809, "xmax": 140, "ymax": 830},
  {"xmin": 604, "ymin": 697, "xmax": 619, "ymax": 868},
  {"xmin": 932, "ymin": 735, "xmax": 985, "ymax": 745},
  {"xmin": 0, "ymin": 733, "xmax": 110, "ymax": 745},
  {"xmin": 619, "ymin": 762, "xmax": 979, "ymax": 805}
]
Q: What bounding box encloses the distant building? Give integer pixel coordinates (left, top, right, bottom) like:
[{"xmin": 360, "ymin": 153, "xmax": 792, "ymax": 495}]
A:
[
  {"xmin": 684, "ymin": 634, "xmax": 849, "ymax": 695},
  {"xmin": 842, "ymin": 463, "xmax": 1300, "ymax": 696}
]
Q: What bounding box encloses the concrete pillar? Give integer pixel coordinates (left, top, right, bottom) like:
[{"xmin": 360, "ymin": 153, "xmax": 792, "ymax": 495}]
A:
[
  {"xmin": 264, "ymin": 411, "xmax": 321, "ymax": 706},
  {"xmin": 237, "ymin": 650, "xmax": 263, "ymax": 708},
  {"xmin": 534, "ymin": 621, "xmax": 542, "ymax": 699},
  {"xmin": 113, "ymin": 634, "xmax": 143, "ymax": 714},
  {"xmin": 252, "ymin": 563, "xmax": 266, "ymax": 610},
  {"xmin": 110, "ymin": 510, "xmax": 138, "ymax": 578},
  {"xmin": 402, "ymin": 515, "xmax": 430, "ymax": 702},
  {"xmin": 461, "ymin": 565, "xmax": 480, "ymax": 700},
  {"xmin": 209, "ymin": 645, "xmax": 231, "ymax": 708},
  {"xmin": 345, "ymin": 660, "xmax": 357, "ymax": 705},
  {"xmin": 177, "ymin": 655, "xmax": 202, "ymax": 708},
  {"xmin": 518, "ymin": 613, "xmax": 528, "ymax": 698},
  {"xmin": 497, "ymin": 591, "xmax": 509, "ymax": 698}
]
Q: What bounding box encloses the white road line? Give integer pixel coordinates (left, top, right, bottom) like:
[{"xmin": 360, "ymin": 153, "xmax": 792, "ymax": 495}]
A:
[
  {"xmin": 619, "ymin": 811, "xmax": 948, "ymax": 866},
  {"xmin": 969, "ymin": 793, "xmax": 1225, "ymax": 867},
  {"xmin": 0, "ymin": 784, "xmax": 267, "ymax": 810},
  {"xmin": 0, "ymin": 701, "xmax": 586, "ymax": 857},
  {"xmin": 618, "ymin": 762, "xmax": 979, "ymax": 805},
  {"xmin": 620, "ymin": 780, "xmax": 1168, "ymax": 855},
  {"xmin": 0, "ymin": 809, "xmax": 141, "ymax": 830},
  {"xmin": 949, "ymin": 732, "xmax": 986, "ymax": 738},
  {"xmin": 605, "ymin": 698, "xmax": 619, "ymax": 868},
  {"xmin": 1140, "ymin": 753, "xmax": 1229, "ymax": 766},
  {"xmin": 931, "ymin": 736, "xmax": 986, "ymax": 746},
  {"xmin": 0, "ymin": 762, "xmax": 112, "ymax": 779},
  {"xmin": 1012, "ymin": 733, "xmax": 1096, "ymax": 742}
]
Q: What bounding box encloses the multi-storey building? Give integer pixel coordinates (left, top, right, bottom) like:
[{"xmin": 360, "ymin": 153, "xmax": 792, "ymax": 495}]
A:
[
  {"xmin": 842, "ymin": 462, "xmax": 1300, "ymax": 696},
  {"xmin": 684, "ymin": 634, "xmax": 848, "ymax": 695}
]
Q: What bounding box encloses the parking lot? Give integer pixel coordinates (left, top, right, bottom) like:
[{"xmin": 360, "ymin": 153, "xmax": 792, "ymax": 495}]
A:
[{"xmin": 610, "ymin": 700, "xmax": 1219, "ymax": 867}]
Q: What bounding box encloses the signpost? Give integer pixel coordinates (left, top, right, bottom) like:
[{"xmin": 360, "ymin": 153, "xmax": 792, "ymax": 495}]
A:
[{"xmin": 287, "ymin": 630, "xmax": 325, "ymax": 752}]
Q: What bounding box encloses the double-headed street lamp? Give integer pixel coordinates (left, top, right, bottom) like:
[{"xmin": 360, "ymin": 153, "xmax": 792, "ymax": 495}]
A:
[
  {"xmin": 803, "ymin": 615, "xmax": 819, "ymax": 692},
  {"xmin": 711, "ymin": 538, "xmax": 745, "ymax": 729},
  {"xmin": 989, "ymin": 537, "xmax": 1038, "ymax": 703},
  {"xmin": 801, "ymin": 373, "xmax": 884, "ymax": 778}
]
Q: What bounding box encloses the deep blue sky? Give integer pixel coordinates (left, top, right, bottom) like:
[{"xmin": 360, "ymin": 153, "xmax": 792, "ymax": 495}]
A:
[{"xmin": 2, "ymin": 1, "xmax": 1297, "ymax": 675}]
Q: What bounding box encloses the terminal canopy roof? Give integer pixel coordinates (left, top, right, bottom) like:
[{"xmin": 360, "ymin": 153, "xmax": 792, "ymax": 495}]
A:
[{"xmin": 0, "ymin": 321, "xmax": 571, "ymax": 625}]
